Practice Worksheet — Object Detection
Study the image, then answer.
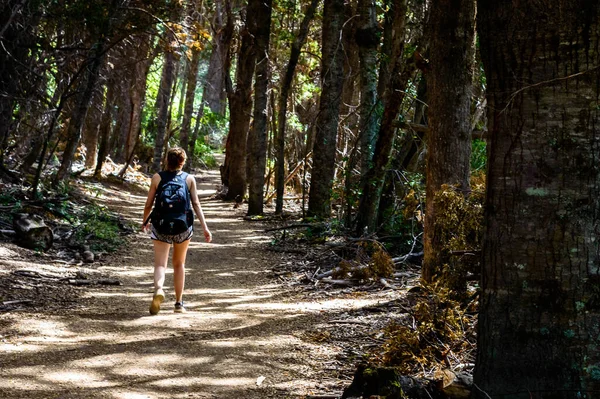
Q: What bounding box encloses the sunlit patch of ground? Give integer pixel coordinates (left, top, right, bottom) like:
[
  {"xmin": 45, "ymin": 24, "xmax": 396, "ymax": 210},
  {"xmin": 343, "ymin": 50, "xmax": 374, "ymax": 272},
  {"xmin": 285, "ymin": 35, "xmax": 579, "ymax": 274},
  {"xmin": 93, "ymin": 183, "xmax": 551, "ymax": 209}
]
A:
[{"xmin": 0, "ymin": 164, "xmax": 361, "ymax": 398}]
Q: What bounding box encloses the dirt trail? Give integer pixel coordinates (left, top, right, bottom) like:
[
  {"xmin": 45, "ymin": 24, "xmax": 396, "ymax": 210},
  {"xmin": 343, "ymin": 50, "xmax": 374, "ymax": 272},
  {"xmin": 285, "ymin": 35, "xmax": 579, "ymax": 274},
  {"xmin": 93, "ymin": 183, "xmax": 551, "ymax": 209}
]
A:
[{"xmin": 0, "ymin": 167, "xmax": 390, "ymax": 399}]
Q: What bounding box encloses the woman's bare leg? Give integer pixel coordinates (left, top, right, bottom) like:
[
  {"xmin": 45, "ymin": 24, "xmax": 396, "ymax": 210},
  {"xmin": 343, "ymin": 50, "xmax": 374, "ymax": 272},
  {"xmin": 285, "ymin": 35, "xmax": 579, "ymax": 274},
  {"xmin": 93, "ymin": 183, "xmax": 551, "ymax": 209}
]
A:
[
  {"xmin": 172, "ymin": 239, "xmax": 190, "ymax": 303},
  {"xmin": 153, "ymin": 240, "xmax": 171, "ymax": 291},
  {"xmin": 150, "ymin": 240, "xmax": 171, "ymax": 314}
]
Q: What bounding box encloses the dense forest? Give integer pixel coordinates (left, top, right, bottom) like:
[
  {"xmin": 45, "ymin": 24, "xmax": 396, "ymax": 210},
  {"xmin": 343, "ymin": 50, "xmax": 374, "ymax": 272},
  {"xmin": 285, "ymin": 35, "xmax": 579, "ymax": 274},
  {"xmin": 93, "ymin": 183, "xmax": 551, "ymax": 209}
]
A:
[{"xmin": 1, "ymin": 0, "xmax": 600, "ymax": 397}]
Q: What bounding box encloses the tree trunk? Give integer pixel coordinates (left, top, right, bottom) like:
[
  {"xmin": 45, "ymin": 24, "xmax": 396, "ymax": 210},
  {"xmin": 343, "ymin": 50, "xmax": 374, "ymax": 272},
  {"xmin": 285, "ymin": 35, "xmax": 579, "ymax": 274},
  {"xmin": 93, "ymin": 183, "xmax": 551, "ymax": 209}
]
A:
[
  {"xmin": 94, "ymin": 81, "xmax": 117, "ymax": 178},
  {"xmin": 246, "ymin": 0, "xmax": 273, "ymax": 215},
  {"xmin": 123, "ymin": 35, "xmax": 153, "ymax": 168},
  {"xmin": 222, "ymin": 0, "xmax": 259, "ymax": 200},
  {"xmin": 180, "ymin": 48, "xmax": 200, "ymax": 157},
  {"xmin": 152, "ymin": 36, "xmax": 177, "ymax": 172},
  {"xmin": 307, "ymin": 0, "xmax": 346, "ymax": 219},
  {"xmin": 54, "ymin": 41, "xmax": 108, "ymax": 183},
  {"xmin": 82, "ymin": 85, "xmax": 104, "ymax": 169},
  {"xmin": 202, "ymin": 0, "xmax": 229, "ymax": 116},
  {"xmin": 274, "ymin": 0, "xmax": 320, "ymax": 214},
  {"xmin": 0, "ymin": 0, "xmax": 29, "ymax": 172},
  {"xmin": 354, "ymin": 0, "xmax": 408, "ymax": 234},
  {"xmin": 112, "ymin": 82, "xmax": 132, "ymax": 163},
  {"xmin": 474, "ymin": 2, "xmax": 600, "ymax": 396},
  {"xmin": 356, "ymin": 0, "xmax": 379, "ymax": 174},
  {"xmin": 421, "ymin": 0, "xmax": 475, "ymax": 283}
]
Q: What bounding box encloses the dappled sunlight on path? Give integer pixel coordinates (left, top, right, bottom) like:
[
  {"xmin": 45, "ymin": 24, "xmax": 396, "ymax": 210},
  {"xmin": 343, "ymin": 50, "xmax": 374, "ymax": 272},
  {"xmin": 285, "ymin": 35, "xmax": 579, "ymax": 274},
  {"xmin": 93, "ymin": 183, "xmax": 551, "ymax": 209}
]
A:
[{"xmin": 0, "ymin": 167, "xmax": 385, "ymax": 398}]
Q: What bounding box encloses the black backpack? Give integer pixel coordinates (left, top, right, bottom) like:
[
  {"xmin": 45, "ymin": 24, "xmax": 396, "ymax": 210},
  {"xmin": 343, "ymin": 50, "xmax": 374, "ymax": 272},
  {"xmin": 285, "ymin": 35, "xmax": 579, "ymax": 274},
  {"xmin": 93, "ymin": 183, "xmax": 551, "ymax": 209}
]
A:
[{"xmin": 151, "ymin": 171, "xmax": 193, "ymax": 235}]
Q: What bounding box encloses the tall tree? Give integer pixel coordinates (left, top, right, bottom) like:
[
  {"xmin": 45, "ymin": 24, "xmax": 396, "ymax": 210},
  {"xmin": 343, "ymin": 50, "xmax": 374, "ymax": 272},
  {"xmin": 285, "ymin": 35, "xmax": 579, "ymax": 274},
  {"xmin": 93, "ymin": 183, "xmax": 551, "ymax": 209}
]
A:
[
  {"xmin": 474, "ymin": 1, "xmax": 600, "ymax": 396},
  {"xmin": 152, "ymin": 31, "xmax": 177, "ymax": 172},
  {"xmin": 54, "ymin": 0, "xmax": 123, "ymax": 184},
  {"xmin": 421, "ymin": 0, "xmax": 475, "ymax": 283},
  {"xmin": 275, "ymin": 0, "xmax": 320, "ymax": 214},
  {"xmin": 354, "ymin": 0, "xmax": 408, "ymax": 233},
  {"xmin": 0, "ymin": 0, "xmax": 37, "ymax": 177},
  {"xmin": 202, "ymin": 0, "xmax": 229, "ymax": 116},
  {"xmin": 356, "ymin": 0, "xmax": 379, "ymax": 174},
  {"xmin": 221, "ymin": 0, "xmax": 260, "ymax": 200},
  {"xmin": 94, "ymin": 80, "xmax": 117, "ymax": 178},
  {"xmin": 179, "ymin": 0, "xmax": 203, "ymax": 157},
  {"xmin": 307, "ymin": 0, "xmax": 346, "ymax": 219},
  {"xmin": 246, "ymin": 0, "xmax": 273, "ymax": 215},
  {"xmin": 190, "ymin": 0, "xmax": 232, "ymax": 155}
]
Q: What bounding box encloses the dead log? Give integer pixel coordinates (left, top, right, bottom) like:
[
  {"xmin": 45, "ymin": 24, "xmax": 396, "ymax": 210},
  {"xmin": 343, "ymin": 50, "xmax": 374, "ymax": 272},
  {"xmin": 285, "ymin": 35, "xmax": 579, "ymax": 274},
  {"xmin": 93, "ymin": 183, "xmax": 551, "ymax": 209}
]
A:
[
  {"xmin": 342, "ymin": 364, "xmax": 445, "ymax": 399},
  {"xmin": 435, "ymin": 369, "xmax": 472, "ymax": 399},
  {"xmin": 12, "ymin": 213, "xmax": 53, "ymax": 250}
]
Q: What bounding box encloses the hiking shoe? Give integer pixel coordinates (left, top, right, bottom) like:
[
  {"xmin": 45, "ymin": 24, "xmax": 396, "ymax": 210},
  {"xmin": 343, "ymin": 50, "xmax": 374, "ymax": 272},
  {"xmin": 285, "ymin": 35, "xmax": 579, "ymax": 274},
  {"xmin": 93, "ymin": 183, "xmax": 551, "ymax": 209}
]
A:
[
  {"xmin": 149, "ymin": 289, "xmax": 165, "ymax": 315},
  {"xmin": 174, "ymin": 301, "xmax": 186, "ymax": 313}
]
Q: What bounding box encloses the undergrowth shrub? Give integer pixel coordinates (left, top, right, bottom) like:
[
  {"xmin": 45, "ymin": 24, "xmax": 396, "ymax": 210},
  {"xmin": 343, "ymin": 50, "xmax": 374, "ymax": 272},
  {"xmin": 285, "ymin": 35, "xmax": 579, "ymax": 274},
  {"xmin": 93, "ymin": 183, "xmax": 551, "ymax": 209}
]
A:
[
  {"xmin": 73, "ymin": 204, "xmax": 122, "ymax": 252},
  {"xmin": 333, "ymin": 240, "xmax": 395, "ymax": 281},
  {"xmin": 432, "ymin": 172, "xmax": 485, "ymax": 294},
  {"xmin": 375, "ymin": 282, "xmax": 477, "ymax": 376}
]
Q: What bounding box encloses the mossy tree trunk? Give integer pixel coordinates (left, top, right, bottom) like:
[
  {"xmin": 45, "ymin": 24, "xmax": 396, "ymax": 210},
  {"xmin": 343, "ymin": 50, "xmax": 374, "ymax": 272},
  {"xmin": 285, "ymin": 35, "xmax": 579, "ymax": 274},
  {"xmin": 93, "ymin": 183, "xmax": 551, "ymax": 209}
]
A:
[
  {"xmin": 354, "ymin": 0, "xmax": 408, "ymax": 234},
  {"xmin": 307, "ymin": 0, "xmax": 346, "ymax": 219},
  {"xmin": 246, "ymin": 0, "xmax": 273, "ymax": 215},
  {"xmin": 474, "ymin": 1, "xmax": 600, "ymax": 396}
]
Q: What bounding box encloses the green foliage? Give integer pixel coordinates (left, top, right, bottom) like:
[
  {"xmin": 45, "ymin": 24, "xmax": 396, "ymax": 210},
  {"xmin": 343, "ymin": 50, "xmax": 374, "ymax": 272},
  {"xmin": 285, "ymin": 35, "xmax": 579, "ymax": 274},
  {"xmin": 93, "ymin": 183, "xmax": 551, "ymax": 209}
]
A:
[
  {"xmin": 471, "ymin": 139, "xmax": 487, "ymax": 172},
  {"xmin": 73, "ymin": 203, "xmax": 123, "ymax": 252},
  {"xmin": 196, "ymin": 107, "xmax": 229, "ymax": 148}
]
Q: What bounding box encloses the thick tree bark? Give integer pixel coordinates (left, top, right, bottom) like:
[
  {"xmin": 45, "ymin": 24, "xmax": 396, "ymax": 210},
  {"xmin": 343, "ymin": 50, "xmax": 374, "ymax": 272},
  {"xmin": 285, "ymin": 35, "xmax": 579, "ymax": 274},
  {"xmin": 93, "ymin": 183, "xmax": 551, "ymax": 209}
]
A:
[
  {"xmin": 246, "ymin": 0, "xmax": 273, "ymax": 215},
  {"xmin": 354, "ymin": 0, "xmax": 408, "ymax": 234},
  {"xmin": 222, "ymin": 0, "xmax": 260, "ymax": 200},
  {"xmin": 421, "ymin": 0, "xmax": 475, "ymax": 283},
  {"xmin": 275, "ymin": 0, "xmax": 320, "ymax": 214},
  {"xmin": 474, "ymin": 2, "xmax": 600, "ymax": 397},
  {"xmin": 307, "ymin": 0, "xmax": 346, "ymax": 219},
  {"xmin": 152, "ymin": 35, "xmax": 177, "ymax": 172}
]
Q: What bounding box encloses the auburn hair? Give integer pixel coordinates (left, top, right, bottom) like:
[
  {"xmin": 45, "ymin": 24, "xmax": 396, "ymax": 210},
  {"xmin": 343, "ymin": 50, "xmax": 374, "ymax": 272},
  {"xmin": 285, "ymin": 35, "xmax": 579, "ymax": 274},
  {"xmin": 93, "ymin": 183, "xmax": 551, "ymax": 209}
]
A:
[{"xmin": 165, "ymin": 147, "xmax": 187, "ymax": 171}]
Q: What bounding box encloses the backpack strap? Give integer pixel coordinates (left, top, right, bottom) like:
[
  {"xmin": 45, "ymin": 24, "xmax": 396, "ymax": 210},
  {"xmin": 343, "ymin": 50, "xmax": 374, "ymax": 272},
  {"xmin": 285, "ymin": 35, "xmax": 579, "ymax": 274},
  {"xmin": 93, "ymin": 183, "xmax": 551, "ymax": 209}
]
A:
[{"xmin": 180, "ymin": 172, "xmax": 192, "ymax": 212}]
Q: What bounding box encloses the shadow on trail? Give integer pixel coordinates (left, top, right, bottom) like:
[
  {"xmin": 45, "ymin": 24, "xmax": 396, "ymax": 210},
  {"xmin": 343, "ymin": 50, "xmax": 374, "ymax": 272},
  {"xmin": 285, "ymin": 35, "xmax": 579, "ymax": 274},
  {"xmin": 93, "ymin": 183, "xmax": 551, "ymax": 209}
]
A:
[{"xmin": 0, "ymin": 167, "xmax": 385, "ymax": 398}]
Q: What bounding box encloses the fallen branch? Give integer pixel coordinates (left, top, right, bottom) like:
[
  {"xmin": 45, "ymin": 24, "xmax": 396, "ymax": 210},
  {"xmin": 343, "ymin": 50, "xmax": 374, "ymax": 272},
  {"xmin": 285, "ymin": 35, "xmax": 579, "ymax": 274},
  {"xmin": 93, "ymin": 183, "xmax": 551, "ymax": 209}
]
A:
[
  {"xmin": 321, "ymin": 278, "xmax": 355, "ymax": 287},
  {"xmin": 392, "ymin": 251, "xmax": 424, "ymax": 264},
  {"xmin": 265, "ymin": 223, "xmax": 318, "ymax": 232},
  {"xmin": 379, "ymin": 278, "xmax": 397, "ymax": 290},
  {"xmin": 66, "ymin": 278, "xmax": 121, "ymax": 286}
]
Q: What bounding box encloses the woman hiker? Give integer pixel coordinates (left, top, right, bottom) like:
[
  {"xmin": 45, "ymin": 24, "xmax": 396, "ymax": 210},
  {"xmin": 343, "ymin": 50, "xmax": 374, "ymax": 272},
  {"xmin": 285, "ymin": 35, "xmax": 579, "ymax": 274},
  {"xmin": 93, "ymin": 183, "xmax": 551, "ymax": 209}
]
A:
[{"xmin": 142, "ymin": 147, "xmax": 212, "ymax": 314}]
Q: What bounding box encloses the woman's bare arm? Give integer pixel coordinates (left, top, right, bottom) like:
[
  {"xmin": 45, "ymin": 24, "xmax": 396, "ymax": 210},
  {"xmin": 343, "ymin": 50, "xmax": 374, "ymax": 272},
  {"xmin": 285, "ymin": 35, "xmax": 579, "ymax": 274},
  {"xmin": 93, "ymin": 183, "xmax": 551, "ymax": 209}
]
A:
[
  {"xmin": 142, "ymin": 173, "xmax": 161, "ymax": 230},
  {"xmin": 188, "ymin": 175, "xmax": 212, "ymax": 242}
]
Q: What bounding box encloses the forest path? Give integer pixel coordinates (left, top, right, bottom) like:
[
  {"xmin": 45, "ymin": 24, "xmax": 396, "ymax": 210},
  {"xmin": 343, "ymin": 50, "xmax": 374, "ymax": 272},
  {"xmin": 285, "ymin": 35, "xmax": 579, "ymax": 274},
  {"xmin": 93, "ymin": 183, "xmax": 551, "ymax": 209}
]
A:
[{"xmin": 0, "ymin": 165, "xmax": 384, "ymax": 399}]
